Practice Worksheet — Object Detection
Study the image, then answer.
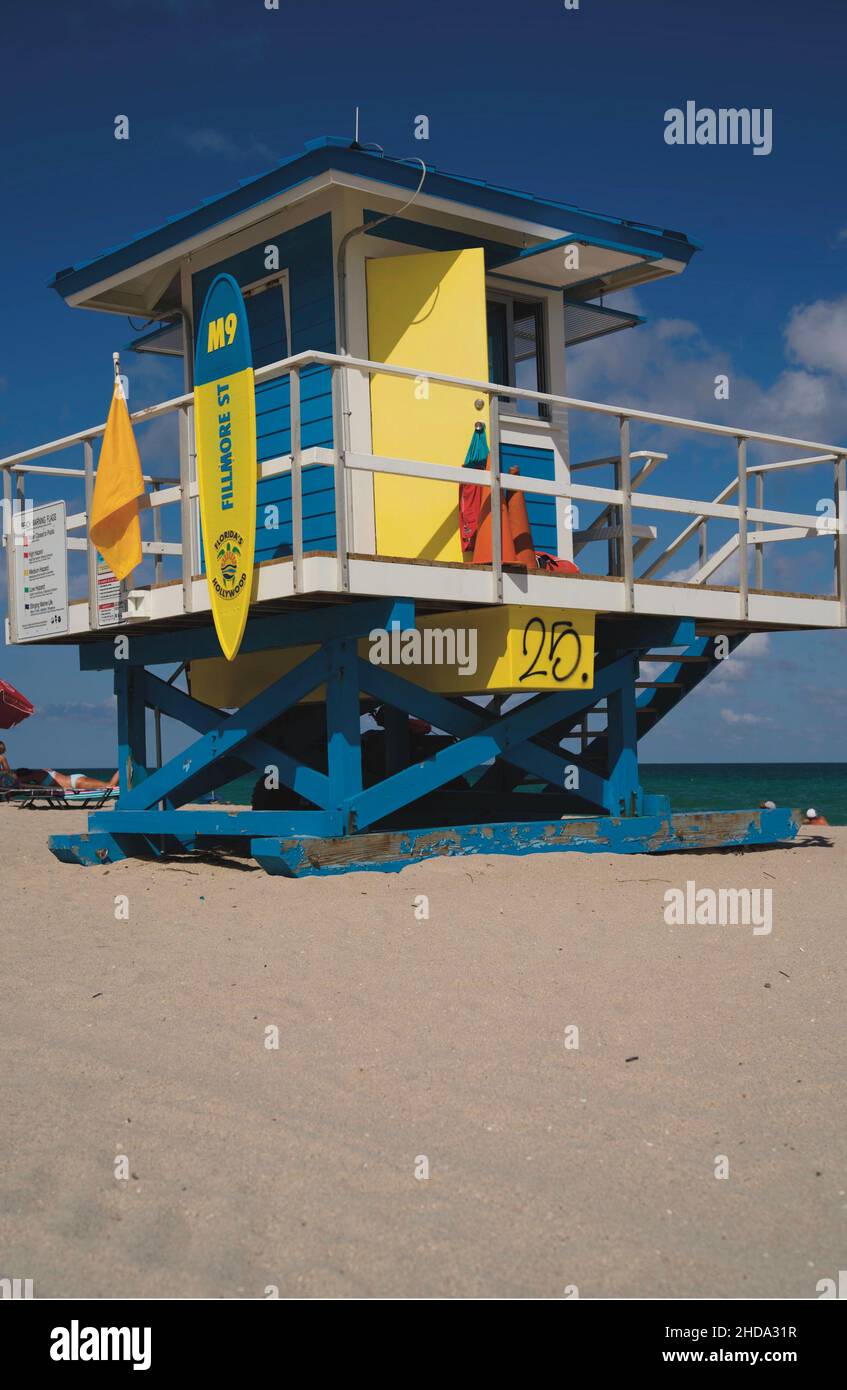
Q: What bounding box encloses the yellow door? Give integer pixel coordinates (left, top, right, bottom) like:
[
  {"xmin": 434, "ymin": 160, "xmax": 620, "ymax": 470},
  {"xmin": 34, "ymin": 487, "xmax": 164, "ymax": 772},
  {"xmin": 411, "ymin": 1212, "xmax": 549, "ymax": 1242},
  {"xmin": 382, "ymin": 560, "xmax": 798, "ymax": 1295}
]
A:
[{"xmin": 366, "ymin": 247, "xmax": 489, "ymax": 562}]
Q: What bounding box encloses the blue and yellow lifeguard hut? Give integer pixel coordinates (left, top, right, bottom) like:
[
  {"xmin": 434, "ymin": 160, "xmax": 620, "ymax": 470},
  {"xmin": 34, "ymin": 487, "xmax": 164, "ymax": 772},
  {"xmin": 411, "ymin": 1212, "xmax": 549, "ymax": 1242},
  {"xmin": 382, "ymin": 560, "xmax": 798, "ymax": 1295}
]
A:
[{"xmin": 3, "ymin": 136, "xmax": 844, "ymax": 872}]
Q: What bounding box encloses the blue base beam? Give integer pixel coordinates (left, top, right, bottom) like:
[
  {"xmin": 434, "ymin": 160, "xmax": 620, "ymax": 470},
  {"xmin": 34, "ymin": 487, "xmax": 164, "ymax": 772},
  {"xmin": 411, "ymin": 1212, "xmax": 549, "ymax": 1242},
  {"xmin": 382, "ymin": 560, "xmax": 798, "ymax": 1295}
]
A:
[
  {"xmin": 87, "ymin": 808, "xmax": 343, "ymax": 837},
  {"xmin": 48, "ymin": 806, "xmax": 799, "ymax": 872},
  {"xmin": 49, "ymin": 832, "xmax": 131, "ymax": 866},
  {"xmin": 250, "ymin": 806, "xmax": 801, "ymax": 877}
]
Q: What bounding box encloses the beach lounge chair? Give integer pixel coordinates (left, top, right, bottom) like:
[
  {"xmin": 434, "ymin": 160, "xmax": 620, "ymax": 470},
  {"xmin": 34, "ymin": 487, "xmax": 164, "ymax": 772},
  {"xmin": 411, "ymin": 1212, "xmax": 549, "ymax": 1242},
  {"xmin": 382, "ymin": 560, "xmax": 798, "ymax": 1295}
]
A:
[{"xmin": 5, "ymin": 784, "xmax": 119, "ymax": 810}]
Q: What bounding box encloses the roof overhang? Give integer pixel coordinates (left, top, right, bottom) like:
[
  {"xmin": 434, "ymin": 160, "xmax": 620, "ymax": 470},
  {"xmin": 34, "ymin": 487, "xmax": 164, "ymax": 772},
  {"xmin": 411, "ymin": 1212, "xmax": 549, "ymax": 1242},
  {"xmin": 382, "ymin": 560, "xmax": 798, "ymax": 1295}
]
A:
[
  {"xmin": 488, "ymin": 234, "xmax": 664, "ymax": 299},
  {"xmin": 50, "ymin": 139, "xmax": 699, "ymax": 316}
]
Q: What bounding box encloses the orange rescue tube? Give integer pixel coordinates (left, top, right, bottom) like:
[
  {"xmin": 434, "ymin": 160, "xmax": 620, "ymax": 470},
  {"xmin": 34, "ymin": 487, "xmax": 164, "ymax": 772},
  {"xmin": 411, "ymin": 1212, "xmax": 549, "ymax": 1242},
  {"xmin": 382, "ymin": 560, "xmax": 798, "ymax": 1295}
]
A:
[
  {"xmin": 505, "ymin": 466, "xmax": 537, "ymax": 568},
  {"xmin": 472, "ymin": 489, "xmax": 517, "ymax": 565}
]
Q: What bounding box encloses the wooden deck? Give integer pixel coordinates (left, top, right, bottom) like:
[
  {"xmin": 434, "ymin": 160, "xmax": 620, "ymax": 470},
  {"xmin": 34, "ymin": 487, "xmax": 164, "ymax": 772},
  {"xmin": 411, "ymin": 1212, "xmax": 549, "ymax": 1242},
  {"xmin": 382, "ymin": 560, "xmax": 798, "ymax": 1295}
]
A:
[{"xmin": 44, "ymin": 546, "xmax": 842, "ymax": 649}]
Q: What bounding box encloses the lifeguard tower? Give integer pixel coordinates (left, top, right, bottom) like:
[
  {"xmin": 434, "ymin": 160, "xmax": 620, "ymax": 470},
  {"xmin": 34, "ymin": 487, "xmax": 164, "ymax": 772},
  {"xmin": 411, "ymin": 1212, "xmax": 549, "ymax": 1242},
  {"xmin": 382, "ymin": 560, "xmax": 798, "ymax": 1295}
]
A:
[{"xmin": 3, "ymin": 136, "xmax": 844, "ymax": 874}]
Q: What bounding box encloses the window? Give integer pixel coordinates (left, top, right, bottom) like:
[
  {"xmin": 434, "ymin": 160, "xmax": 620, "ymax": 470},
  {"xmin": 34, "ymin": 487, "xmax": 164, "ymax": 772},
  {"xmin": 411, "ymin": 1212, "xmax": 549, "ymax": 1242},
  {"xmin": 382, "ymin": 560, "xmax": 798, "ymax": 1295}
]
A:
[
  {"xmin": 241, "ymin": 272, "xmax": 290, "ymax": 369},
  {"xmin": 486, "ymin": 294, "xmax": 547, "ymax": 417}
]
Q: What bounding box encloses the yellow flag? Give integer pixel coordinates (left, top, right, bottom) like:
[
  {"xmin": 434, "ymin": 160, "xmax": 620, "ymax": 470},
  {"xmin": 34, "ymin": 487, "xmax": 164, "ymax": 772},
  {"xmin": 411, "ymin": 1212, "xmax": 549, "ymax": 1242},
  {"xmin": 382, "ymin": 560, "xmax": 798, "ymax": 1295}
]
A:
[{"xmin": 90, "ymin": 378, "xmax": 145, "ymax": 582}]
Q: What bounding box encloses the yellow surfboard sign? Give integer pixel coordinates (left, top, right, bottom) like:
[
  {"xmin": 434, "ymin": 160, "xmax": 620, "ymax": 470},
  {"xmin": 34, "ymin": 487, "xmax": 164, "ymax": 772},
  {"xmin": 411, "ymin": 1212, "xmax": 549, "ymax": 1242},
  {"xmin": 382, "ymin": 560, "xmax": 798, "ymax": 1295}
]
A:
[{"xmin": 194, "ymin": 273, "xmax": 257, "ymax": 661}]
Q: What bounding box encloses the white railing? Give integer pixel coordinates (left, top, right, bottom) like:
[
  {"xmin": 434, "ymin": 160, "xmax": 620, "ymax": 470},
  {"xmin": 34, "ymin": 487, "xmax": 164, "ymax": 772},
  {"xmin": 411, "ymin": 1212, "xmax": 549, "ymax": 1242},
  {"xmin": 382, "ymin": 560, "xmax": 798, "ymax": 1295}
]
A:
[{"xmin": 2, "ymin": 348, "xmax": 846, "ymax": 636}]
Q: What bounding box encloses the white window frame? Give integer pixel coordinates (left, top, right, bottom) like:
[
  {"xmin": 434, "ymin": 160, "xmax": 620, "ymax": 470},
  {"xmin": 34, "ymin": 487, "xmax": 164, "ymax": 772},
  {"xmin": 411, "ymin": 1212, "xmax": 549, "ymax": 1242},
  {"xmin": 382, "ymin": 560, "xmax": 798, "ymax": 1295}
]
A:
[
  {"xmin": 240, "ymin": 269, "xmax": 292, "ymax": 361},
  {"xmin": 485, "ymin": 286, "xmax": 549, "ymax": 419}
]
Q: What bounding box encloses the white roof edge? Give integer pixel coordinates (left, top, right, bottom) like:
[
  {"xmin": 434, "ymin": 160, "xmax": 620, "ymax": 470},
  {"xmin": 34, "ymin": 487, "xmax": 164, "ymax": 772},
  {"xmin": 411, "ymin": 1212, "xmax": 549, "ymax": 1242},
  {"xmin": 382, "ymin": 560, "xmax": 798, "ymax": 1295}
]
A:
[
  {"xmin": 64, "ymin": 167, "xmax": 688, "ymax": 314},
  {"xmin": 63, "ymin": 169, "xmax": 579, "ymax": 312}
]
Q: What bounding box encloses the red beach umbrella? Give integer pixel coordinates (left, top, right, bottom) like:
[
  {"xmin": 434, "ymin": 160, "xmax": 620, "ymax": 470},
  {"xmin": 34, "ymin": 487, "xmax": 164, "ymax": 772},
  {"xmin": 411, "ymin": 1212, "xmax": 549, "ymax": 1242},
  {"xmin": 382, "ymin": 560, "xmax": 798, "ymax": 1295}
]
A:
[{"xmin": 0, "ymin": 679, "xmax": 35, "ymax": 729}]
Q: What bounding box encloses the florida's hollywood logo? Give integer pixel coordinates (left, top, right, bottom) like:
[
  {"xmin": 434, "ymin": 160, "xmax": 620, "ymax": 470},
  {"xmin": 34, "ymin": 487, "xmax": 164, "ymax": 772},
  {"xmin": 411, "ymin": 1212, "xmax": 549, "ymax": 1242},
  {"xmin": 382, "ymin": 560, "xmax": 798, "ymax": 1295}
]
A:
[{"xmin": 214, "ymin": 531, "xmax": 244, "ymax": 591}]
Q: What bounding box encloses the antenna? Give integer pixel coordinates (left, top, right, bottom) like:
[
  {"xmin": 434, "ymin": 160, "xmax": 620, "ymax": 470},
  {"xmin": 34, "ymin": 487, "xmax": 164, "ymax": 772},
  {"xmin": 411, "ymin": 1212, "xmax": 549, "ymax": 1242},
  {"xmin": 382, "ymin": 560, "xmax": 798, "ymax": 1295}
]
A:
[{"xmin": 351, "ymin": 106, "xmax": 364, "ymax": 151}]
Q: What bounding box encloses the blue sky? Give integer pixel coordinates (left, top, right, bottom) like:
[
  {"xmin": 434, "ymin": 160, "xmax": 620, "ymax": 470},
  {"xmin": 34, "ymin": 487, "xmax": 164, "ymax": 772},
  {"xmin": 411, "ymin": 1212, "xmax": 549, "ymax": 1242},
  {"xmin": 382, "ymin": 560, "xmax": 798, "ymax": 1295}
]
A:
[{"xmin": 2, "ymin": 0, "xmax": 846, "ymax": 765}]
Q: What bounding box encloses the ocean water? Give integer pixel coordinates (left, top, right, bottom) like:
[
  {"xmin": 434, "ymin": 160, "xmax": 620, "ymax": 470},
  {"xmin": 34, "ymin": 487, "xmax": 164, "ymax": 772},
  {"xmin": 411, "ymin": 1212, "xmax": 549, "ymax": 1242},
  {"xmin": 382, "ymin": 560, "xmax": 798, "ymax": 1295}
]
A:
[
  {"xmin": 206, "ymin": 762, "xmax": 847, "ymax": 825},
  {"xmin": 640, "ymin": 763, "xmax": 847, "ymax": 824}
]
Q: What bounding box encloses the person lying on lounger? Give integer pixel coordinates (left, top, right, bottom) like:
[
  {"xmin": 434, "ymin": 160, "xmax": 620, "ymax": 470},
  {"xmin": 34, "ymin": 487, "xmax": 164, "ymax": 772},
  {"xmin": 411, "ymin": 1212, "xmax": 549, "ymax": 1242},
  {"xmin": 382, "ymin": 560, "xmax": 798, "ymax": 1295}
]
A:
[{"xmin": 15, "ymin": 768, "xmax": 119, "ymax": 792}]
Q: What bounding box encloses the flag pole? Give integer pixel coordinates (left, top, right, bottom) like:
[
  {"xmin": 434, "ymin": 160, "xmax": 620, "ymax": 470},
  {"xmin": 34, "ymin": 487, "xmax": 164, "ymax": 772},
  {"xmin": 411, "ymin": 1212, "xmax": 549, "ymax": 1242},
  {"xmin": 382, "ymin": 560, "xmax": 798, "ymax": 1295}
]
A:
[{"xmin": 113, "ymin": 349, "xmax": 128, "ymax": 613}]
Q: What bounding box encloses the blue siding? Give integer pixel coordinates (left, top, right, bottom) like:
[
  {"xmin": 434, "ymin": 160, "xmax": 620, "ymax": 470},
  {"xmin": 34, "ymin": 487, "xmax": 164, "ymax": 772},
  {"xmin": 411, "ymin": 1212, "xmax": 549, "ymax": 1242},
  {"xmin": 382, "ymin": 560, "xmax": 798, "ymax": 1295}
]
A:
[
  {"xmin": 501, "ymin": 443, "xmax": 558, "ymax": 556},
  {"xmin": 362, "ymin": 209, "xmax": 517, "ymax": 263},
  {"xmin": 192, "ymin": 213, "xmax": 336, "ymax": 563}
]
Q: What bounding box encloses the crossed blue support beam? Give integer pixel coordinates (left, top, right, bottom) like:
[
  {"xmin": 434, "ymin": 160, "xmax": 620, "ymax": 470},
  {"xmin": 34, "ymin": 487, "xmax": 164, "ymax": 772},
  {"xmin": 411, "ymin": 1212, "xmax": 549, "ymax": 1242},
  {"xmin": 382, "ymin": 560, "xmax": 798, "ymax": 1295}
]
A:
[
  {"xmin": 90, "ymin": 597, "xmax": 650, "ymax": 842},
  {"xmin": 139, "ymin": 669, "xmax": 332, "ymax": 811},
  {"xmin": 118, "ymin": 646, "xmax": 330, "ymax": 813},
  {"xmin": 52, "ymin": 600, "xmax": 723, "ymax": 870},
  {"xmin": 84, "ymin": 599, "xmax": 413, "ymax": 847},
  {"xmin": 325, "ymin": 637, "xmax": 363, "ymax": 821},
  {"xmin": 349, "ymin": 656, "xmax": 637, "ymax": 826},
  {"xmin": 606, "ymin": 658, "xmax": 640, "ymax": 816},
  {"xmin": 115, "ymin": 664, "xmax": 147, "ymax": 795}
]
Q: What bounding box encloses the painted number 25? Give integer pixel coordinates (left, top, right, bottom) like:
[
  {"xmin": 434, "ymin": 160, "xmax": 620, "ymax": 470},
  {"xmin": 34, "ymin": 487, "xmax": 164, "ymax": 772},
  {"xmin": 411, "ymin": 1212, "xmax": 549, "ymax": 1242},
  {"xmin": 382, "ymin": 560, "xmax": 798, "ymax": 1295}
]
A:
[{"xmin": 520, "ymin": 616, "xmax": 583, "ymax": 684}]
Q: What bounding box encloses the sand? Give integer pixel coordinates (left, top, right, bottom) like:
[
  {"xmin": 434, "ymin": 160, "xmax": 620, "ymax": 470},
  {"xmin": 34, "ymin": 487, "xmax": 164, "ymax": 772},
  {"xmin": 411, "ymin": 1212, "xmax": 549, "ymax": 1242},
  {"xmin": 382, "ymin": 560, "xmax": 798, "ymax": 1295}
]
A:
[{"xmin": 1, "ymin": 806, "xmax": 844, "ymax": 1299}]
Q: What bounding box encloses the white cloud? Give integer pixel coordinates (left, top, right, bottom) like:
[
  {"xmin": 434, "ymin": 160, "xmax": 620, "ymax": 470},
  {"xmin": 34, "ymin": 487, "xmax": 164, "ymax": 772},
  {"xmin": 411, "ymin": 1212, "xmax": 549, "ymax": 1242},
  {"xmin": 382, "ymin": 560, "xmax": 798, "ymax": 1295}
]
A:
[
  {"xmin": 180, "ymin": 128, "xmax": 275, "ymax": 164},
  {"xmin": 653, "ymin": 318, "xmax": 704, "ymax": 345},
  {"xmin": 707, "ymin": 634, "xmax": 771, "ymax": 690},
  {"xmin": 785, "ymin": 296, "xmax": 847, "ymax": 376},
  {"xmin": 720, "ymin": 708, "xmax": 756, "ymax": 724},
  {"xmin": 39, "ymin": 699, "xmax": 115, "ymax": 722},
  {"xmin": 720, "ymin": 707, "xmax": 773, "ymax": 726},
  {"xmin": 662, "ymin": 561, "xmax": 698, "ymax": 583},
  {"xmin": 569, "ymin": 293, "xmax": 847, "ymax": 446}
]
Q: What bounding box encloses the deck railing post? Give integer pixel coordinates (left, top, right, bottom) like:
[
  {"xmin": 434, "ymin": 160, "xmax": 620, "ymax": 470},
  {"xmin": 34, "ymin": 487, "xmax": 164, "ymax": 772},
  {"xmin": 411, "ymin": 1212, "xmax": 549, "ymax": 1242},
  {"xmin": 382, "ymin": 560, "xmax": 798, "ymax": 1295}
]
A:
[
  {"xmin": 14, "ymin": 468, "xmax": 26, "ymax": 620},
  {"xmin": 151, "ymin": 480, "xmax": 162, "ymax": 586},
  {"xmin": 610, "ymin": 457, "xmax": 621, "ymax": 577},
  {"xmin": 619, "ymin": 416, "xmax": 633, "ymax": 609},
  {"xmin": 489, "ymin": 395, "xmax": 503, "ymax": 602},
  {"xmin": 754, "ymin": 470, "xmax": 764, "ymax": 591},
  {"xmin": 289, "ymin": 366, "xmax": 303, "ymax": 592},
  {"xmin": 836, "ymin": 454, "xmax": 847, "ymax": 625},
  {"xmin": 189, "ymin": 403, "xmax": 200, "ymax": 576},
  {"xmin": 332, "ymin": 364, "xmax": 350, "ymax": 593},
  {"xmin": 84, "ymin": 439, "xmax": 99, "ymax": 630},
  {"xmin": 2, "ymin": 467, "xmax": 16, "ymax": 642},
  {"xmin": 14, "ymin": 467, "xmax": 27, "ymax": 634},
  {"xmin": 737, "ymin": 437, "xmax": 748, "ymax": 619},
  {"xmin": 151, "ymin": 477, "xmax": 163, "ymax": 768},
  {"xmin": 550, "ymin": 400, "xmax": 572, "ymax": 562},
  {"xmin": 178, "ymin": 403, "xmax": 194, "ymax": 612}
]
